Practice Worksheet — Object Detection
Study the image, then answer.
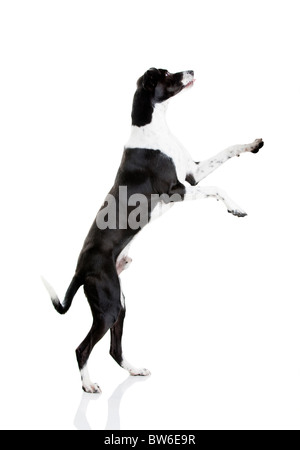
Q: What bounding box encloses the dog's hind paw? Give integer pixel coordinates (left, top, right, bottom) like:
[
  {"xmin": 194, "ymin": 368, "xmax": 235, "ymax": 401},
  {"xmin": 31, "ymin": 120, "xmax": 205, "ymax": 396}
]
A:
[
  {"xmin": 82, "ymin": 382, "xmax": 102, "ymax": 394},
  {"xmin": 121, "ymin": 358, "xmax": 151, "ymax": 376},
  {"xmin": 129, "ymin": 368, "xmax": 151, "ymax": 377}
]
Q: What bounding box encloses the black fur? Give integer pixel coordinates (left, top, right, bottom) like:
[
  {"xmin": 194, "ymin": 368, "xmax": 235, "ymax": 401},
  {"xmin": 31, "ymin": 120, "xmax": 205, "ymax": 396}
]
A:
[
  {"xmin": 74, "ymin": 147, "xmax": 186, "ymax": 377},
  {"xmin": 185, "ymin": 173, "xmax": 198, "ymax": 186},
  {"xmin": 47, "ymin": 68, "xmax": 195, "ymax": 391}
]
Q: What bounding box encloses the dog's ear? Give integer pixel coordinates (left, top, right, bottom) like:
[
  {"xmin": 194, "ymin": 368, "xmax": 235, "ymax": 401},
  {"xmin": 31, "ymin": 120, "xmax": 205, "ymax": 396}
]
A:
[{"xmin": 142, "ymin": 68, "xmax": 158, "ymax": 91}]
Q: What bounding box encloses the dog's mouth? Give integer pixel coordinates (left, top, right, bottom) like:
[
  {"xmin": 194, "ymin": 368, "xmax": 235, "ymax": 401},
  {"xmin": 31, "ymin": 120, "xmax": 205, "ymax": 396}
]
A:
[
  {"xmin": 184, "ymin": 79, "xmax": 195, "ymax": 89},
  {"xmin": 181, "ymin": 71, "xmax": 195, "ymax": 90}
]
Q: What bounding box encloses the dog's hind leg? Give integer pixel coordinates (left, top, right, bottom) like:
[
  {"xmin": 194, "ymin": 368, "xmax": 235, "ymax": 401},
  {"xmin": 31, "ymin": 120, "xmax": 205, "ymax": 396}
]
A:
[
  {"xmin": 113, "ymin": 254, "xmax": 150, "ymax": 375},
  {"xmin": 76, "ymin": 274, "xmax": 122, "ymax": 393},
  {"xmin": 76, "ymin": 322, "xmax": 104, "ymax": 394},
  {"xmin": 110, "ymin": 298, "xmax": 151, "ymax": 377}
]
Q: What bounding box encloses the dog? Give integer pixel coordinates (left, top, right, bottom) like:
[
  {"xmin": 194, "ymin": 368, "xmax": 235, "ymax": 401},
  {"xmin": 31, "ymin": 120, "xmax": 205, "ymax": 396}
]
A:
[{"xmin": 43, "ymin": 68, "xmax": 264, "ymax": 393}]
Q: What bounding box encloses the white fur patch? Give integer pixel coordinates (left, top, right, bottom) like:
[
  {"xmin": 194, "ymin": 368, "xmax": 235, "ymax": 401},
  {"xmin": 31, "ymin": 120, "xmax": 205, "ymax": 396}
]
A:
[
  {"xmin": 121, "ymin": 359, "xmax": 151, "ymax": 377},
  {"xmin": 41, "ymin": 276, "xmax": 60, "ymax": 308},
  {"xmin": 80, "ymin": 366, "xmax": 101, "ymax": 394},
  {"xmin": 41, "ymin": 276, "xmax": 57, "ymax": 299},
  {"xmin": 125, "ymin": 102, "xmax": 194, "ymax": 184},
  {"xmin": 182, "ymin": 71, "xmax": 194, "ymax": 86}
]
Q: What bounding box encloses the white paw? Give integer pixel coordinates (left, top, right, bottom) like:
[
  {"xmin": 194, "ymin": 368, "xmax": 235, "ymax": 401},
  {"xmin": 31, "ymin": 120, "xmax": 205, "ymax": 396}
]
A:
[
  {"xmin": 224, "ymin": 198, "xmax": 247, "ymax": 217},
  {"xmin": 228, "ymin": 209, "xmax": 247, "ymax": 217},
  {"xmin": 129, "ymin": 368, "xmax": 151, "ymax": 376},
  {"xmin": 82, "ymin": 382, "xmax": 102, "ymax": 394},
  {"xmin": 121, "ymin": 358, "xmax": 151, "ymax": 376}
]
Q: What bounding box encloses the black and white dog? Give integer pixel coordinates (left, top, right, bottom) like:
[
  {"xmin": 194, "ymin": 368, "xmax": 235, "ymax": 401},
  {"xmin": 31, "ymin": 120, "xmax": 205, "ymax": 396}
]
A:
[{"xmin": 43, "ymin": 68, "xmax": 264, "ymax": 393}]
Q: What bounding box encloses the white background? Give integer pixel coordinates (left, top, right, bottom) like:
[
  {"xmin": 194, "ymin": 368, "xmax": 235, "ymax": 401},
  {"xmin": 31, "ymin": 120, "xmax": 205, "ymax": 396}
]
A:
[{"xmin": 0, "ymin": 0, "xmax": 299, "ymax": 430}]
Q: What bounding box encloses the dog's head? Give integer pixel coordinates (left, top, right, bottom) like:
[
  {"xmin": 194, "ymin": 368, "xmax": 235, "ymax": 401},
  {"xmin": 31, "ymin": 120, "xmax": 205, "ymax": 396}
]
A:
[
  {"xmin": 137, "ymin": 68, "xmax": 195, "ymax": 103},
  {"xmin": 132, "ymin": 68, "xmax": 195, "ymax": 126}
]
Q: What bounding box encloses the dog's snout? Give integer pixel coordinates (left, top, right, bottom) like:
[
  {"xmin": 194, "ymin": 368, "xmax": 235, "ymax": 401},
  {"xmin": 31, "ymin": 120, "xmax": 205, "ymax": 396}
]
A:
[{"xmin": 181, "ymin": 70, "xmax": 195, "ymax": 88}]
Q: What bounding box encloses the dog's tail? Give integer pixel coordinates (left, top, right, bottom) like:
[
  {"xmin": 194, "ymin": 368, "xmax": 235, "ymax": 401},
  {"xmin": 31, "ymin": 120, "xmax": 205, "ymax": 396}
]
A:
[{"xmin": 41, "ymin": 275, "xmax": 82, "ymax": 314}]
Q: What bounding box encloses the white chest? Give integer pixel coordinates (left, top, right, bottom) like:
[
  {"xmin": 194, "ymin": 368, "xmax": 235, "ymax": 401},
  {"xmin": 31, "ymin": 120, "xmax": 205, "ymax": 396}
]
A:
[{"xmin": 125, "ymin": 104, "xmax": 193, "ymax": 184}]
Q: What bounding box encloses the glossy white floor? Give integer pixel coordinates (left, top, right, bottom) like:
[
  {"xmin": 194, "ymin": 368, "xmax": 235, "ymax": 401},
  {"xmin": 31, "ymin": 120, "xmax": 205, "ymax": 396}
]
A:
[{"xmin": 1, "ymin": 0, "xmax": 300, "ymax": 430}]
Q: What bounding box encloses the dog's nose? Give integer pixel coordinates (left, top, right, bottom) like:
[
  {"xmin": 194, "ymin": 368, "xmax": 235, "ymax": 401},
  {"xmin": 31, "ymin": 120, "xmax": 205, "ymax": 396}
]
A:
[{"xmin": 187, "ymin": 70, "xmax": 194, "ymax": 77}]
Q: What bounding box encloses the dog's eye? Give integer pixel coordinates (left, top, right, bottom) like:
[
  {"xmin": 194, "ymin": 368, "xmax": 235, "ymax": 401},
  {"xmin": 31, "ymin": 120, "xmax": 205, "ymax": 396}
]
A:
[{"xmin": 165, "ymin": 72, "xmax": 170, "ymax": 77}]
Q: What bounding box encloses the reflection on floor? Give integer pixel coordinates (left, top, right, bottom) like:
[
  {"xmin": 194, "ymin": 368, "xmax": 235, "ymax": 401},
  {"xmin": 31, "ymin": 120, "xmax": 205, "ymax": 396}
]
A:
[{"xmin": 74, "ymin": 376, "xmax": 149, "ymax": 430}]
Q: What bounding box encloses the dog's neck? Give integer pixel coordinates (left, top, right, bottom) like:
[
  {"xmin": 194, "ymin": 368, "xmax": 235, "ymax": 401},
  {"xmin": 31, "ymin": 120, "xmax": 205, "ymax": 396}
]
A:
[
  {"xmin": 125, "ymin": 98, "xmax": 187, "ymax": 183},
  {"xmin": 127, "ymin": 100, "xmax": 171, "ymax": 149},
  {"xmin": 148, "ymin": 102, "xmax": 169, "ymax": 130},
  {"xmin": 127, "ymin": 105, "xmax": 170, "ymax": 148}
]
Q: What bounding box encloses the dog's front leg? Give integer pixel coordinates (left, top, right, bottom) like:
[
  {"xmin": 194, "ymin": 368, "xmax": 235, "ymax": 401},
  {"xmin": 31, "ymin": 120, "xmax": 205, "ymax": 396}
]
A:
[
  {"xmin": 193, "ymin": 139, "xmax": 264, "ymax": 183},
  {"xmin": 184, "ymin": 185, "xmax": 247, "ymax": 217}
]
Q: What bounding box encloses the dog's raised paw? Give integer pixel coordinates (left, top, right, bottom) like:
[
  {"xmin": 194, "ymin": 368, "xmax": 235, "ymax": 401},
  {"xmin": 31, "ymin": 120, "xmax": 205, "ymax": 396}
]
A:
[
  {"xmin": 250, "ymin": 138, "xmax": 264, "ymax": 154},
  {"xmin": 82, "ymin": 382, "xmax": 102, "ymax": 394},
  {"xmin": 228, "ymin": 209, "xmax": 248, "ymax": 218}
]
